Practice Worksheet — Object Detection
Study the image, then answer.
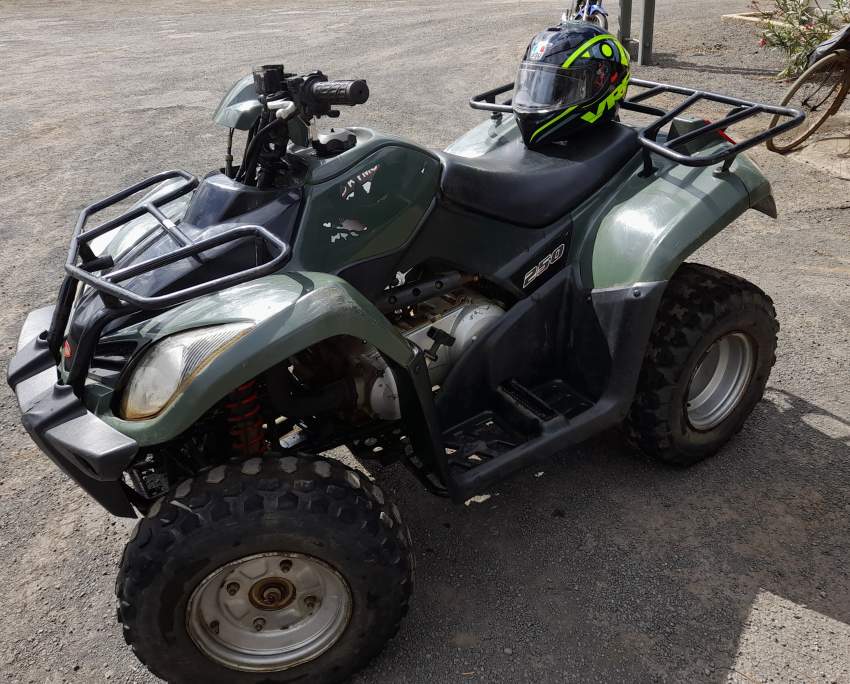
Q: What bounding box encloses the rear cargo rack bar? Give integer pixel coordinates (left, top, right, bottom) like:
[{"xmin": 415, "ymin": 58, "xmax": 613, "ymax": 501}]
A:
[
  {"xmin": 469, "ymin": 82, "xmax": 514, "ymax": 121},
  {"xmin": 47, "ymin": 169, "xmax": 290, "ymax": 392},
  {"xmin": 622, "ymin": 78, "xmax": 804, "ymax": 174},
  {"xmin": 468, "ymin": 78, "xmax": 804, "ymax": 174}
]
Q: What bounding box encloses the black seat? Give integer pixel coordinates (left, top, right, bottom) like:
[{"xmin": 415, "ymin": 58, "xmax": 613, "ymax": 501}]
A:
[{"xmin": 435, "ymin": 122, "xmax": 640, "ymax": 228}]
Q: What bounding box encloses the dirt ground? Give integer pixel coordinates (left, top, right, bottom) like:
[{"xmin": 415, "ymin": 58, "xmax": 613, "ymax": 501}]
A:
[{"xmin": 1, "ymin": 1, "xmax": 849, "ymax": 682}]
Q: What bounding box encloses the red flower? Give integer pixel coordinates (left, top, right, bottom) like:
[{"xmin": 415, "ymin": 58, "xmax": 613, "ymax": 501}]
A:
[{"xmin": 759, "ymin": 37, "xmax": 767, "ymax": 46}]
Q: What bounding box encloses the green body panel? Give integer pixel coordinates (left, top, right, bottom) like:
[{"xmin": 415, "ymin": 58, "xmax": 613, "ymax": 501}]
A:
[
  {"xmin": 571, "ymin": 145, "xmax": 767, "ymax": 288},
  {"xmin": 212, "ymin": 74, "xmax": 263, "ymax": 130},
  {"xmin": 445, "ymin": 115, "xmax": 773, "ymax": 289},
  {"xmin": 289, "ymin": 129, "xmax": 440, "ymax": 273},
  {"xmin": 443, "ymin": 114, "xmax": 521, "ymax": 157},
  {"xmin": 97, "ymin": 272, "xmax": 413, "ymax": 446}
]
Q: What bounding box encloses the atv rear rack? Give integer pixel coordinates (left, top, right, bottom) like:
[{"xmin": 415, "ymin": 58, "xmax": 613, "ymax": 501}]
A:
[
  {"xmin": 46, "ymin": 169, "xmax": 290, "ymax": 390},
  {"xmin": 469, "ymin": 78, "xmax": 804, "ymax": 174},
  {"xmin": 622, "ymin": 78, "xmax": 804, "ymax": 174}
]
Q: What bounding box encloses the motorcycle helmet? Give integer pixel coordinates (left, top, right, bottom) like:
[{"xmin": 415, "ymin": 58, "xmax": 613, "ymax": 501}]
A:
[{"xmin": 513, "ymin": 22, "xmax": 630, "ymax": 148}]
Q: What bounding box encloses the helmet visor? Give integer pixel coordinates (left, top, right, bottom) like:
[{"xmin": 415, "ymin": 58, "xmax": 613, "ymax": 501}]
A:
[{"xmin": 513, "ymin": 61, "xmax": 611, "ymax": 113}]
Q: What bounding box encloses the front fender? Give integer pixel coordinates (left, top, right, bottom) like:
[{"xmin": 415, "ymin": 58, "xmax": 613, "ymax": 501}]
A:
[
  {"xmin": 573, "ymin": 144, "xmax": 774, "ymax": 289},
  {"xmin": 99, "ymin": 272, "xmax": 414, "ymax": 446}
]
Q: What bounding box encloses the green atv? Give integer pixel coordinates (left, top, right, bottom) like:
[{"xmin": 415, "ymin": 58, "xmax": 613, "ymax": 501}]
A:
[{"xmin": 8, "ymin": 36, "xmax": 801, "ymax": 684}]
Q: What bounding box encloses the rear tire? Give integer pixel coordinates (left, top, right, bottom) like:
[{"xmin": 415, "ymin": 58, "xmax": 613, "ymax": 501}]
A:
[
  {"xmin": 116, "ymin": 454, "xmax": 413, "ymax": 684},
  {"xmin": 767, "ymin": 50, "xmax": 850, "ymax": 153},
  {"xmin": 626, "ymin": 263, "xmax": 778, "ymax": 466}
]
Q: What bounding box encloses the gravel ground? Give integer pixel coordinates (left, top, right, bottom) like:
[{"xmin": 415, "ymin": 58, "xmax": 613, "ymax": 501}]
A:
[{"xmin": 1, "ymin": 1, "xmax": 848, "ymax": 683}]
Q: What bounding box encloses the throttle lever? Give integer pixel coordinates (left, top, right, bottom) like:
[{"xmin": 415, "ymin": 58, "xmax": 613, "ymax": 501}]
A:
[{"xmin": 266, "ymin": 100, "xmax": 298, "ymax": 121}]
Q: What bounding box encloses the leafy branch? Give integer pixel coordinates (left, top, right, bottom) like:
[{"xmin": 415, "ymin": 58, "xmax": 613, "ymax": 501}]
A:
[{"xmin": 752, "ymin": 0, "xmax": 850, "ymax": 77}]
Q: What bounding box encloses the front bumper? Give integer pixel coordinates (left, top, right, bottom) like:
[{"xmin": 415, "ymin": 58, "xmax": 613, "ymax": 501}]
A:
[{"xmin": 6, "ymin": 306, "xmax": 138, "ymax": 517}]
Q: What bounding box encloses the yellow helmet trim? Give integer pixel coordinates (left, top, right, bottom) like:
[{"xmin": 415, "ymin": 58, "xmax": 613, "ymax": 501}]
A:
[{"xmin": 561, "ymin": 34, "xmax": 629, "ymax": 68}]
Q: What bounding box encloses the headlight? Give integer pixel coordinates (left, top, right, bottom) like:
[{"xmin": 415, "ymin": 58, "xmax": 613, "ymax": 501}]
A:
[{"xmin": 121, "ymin": 322, "xmax": 253, "ymax": 420}]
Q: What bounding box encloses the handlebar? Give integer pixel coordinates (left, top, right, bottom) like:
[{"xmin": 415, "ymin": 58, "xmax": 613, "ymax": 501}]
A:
[{"xmin": 307, "ymin": 79, "xmax": 370, "ymax": 107}]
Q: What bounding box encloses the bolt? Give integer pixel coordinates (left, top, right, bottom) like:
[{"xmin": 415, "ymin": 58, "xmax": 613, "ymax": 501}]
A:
[
  {"xmin": 253, "ymin": 618, "xmax": 266, "ymax": 632},
  {"xmin": 226, "ymin": 582, "xmax": 240, "ymax": 596},
  {"xmin": 633, "ymin": 288, "xmax": 642, "ymax": 298},
  {"xmin": 209, "ymin": 620, "xmax": 219, "ymax": 635},
  {"xmin": 304, "ymin": 595, "xmax": 318, "ymax": 610},
  {"xmin": 279, "ymin": 559, "xmax": 292, "ymax": 573}
]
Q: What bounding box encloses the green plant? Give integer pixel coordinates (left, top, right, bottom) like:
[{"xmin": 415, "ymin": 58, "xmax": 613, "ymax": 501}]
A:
[{"xmin": 752, "ymin": 0, "xmax": 850, "ymax": 77}]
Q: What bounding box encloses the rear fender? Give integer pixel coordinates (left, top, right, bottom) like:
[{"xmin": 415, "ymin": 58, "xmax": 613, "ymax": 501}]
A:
[
  {"xmin": 99, "ymin": 273, "xmax": 415, "ymax": 446},
  {"xmin": 572, "ymin": 140, "xmax": 775, "ymax": 289}
]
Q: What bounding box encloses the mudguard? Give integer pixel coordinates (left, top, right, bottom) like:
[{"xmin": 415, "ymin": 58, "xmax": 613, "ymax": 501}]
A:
[
  {"xmin": 571, "ymin": 141, "xmax": 775, "ymax": 289},
  {"xmin": 98, "ymin": 272, "xmax": 416, "ymax": 446}
]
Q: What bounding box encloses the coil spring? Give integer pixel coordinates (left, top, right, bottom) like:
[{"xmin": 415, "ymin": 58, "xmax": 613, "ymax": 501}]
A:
[{"xmin": 226, "ymin": 380, "xmax": 265, "ymax": 457}]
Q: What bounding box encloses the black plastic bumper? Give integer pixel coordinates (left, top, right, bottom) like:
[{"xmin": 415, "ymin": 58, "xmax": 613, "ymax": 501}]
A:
[{"xmin": 7, "ymin": 306, "xmax": 138, "ymax": 517}]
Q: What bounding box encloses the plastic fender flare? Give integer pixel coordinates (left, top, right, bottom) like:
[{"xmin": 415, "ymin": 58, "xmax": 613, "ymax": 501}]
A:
[
  {"xmin": 100, "ymin": 272, "xmax": 415, "ymax": 446},
  {"xmin": 577, "ymin": 152, "xmax": 771, "ymax": 289}
]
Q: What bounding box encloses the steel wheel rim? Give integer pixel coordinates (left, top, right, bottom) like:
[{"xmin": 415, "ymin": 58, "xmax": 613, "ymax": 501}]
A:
[
  {"xmin": 686, "ymin": 332, "xmax": 755, "ymax": 431},
  {"xmin": 771, "ymin": 55, "xmax": 849, "ymax": 151},
  {"xmin": 186, "ymin": 552, "xmax": 351, "ymax": 672}
]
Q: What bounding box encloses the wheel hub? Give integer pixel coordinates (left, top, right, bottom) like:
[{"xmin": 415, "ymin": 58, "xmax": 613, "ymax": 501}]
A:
[
  {"xmin": 186, "ymin": 552, "xmax": 351, "ymax": 672},
  {"xmin": 249, "ymin": 577, "xmax": 296, "ymax": 611},
  {"xmin": 686, "ymin": 331, "xmax": 755, "ymax": 431}
]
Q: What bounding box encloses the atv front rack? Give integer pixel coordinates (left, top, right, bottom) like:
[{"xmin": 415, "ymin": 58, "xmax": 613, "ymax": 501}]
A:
[
  {"xmin": 64, "ymin": 169, "xmax": 289, "ymax": 311},
  {"xmin": 469, "ymin": 78, "xmax": 804, "ymax": 174},
  {"xmin": 47, "ymin": 169, "xmax": 290, "ymax": 389}
]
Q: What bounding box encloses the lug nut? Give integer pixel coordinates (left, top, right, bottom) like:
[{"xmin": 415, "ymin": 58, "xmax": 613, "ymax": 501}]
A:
[
  {"xmin": 226, "ymin": 582, "xmax": 240, "ymax": 596},
  {"xmin": 209, "ymin": 620, "xmax": 219, "ymax": 634},
  {"xmin": 253, "ymin": 617, "xmax": 266, "ymax": 632},
  {"xmin": 304, "ymin": 595, "xmax": 318, "ymax": 610},
  {"xmin": 279, "ymin": 559, "xmax": 292, "ymax": 573}
]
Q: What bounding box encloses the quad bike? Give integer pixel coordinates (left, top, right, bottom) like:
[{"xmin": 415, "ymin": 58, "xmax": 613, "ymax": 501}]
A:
[{"xmin": 8, "ymin": 50, "xmax": 802, "ymax": 683}]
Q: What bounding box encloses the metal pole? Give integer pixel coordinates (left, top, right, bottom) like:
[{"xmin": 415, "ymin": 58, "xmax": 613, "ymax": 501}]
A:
[
  {"xmin": 638, "ymin": 0, "xmax": 655, "ymax": 65},
  {"xmin": 618, "ymin": 0, "xmax": 632, "ymax": 44}
]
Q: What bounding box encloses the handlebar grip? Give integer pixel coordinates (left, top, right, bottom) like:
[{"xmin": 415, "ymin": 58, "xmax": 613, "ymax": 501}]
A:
[{"xmin": 308, "ymin": 79, "xmax": 370, "ymax": 106}]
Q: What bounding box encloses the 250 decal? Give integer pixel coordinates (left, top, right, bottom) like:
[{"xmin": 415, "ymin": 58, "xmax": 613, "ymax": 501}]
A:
[{"xmin": 522, "ymin": 243, "xmax": 565, "ymax": 289}]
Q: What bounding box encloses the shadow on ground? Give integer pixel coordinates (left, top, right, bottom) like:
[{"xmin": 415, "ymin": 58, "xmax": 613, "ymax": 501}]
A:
[
  {"xmin": 652, "ymin": 52, "xmax": 780, "ymax": 78},
  {"xmin": 360, "ymin": 388, "xmax": 850, "ymax": 681}
]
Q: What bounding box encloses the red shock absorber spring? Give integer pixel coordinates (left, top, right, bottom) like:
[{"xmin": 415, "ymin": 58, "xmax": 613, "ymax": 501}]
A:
[{"xmin": 225, "ymin": 380, "xmax": 266, "ymax": 457}]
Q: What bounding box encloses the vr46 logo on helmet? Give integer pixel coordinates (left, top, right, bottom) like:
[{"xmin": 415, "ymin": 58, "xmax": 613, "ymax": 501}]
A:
[
  {"xmin": 581, "ymin": 77, "xmax": 630, "ymax": 124},
  {"xmin": 522, "ymin": 243, "xmax": 565, "ymax": 289}
]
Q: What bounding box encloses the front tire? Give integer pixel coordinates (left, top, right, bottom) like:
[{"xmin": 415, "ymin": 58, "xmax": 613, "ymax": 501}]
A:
[
  {"xmin": 116, "ymin": 454, "xmax": 413, "ymax": 684},
  {"xmin": 626, "ymin": 263, "xmax": 778, "ymax": 466},
  {"xmin": 590, "ymin": 12, "xmax": 608, "ymax": 30}
]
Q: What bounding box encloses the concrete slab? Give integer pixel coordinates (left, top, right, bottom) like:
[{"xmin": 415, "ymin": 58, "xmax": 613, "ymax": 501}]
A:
[
  {"xmin": 730, "ymin": 590, "xmax": 850, "ymax": 683},
  {"xmin": 784, "ymin": 113, "xmax": 850, "ymax": 180}
]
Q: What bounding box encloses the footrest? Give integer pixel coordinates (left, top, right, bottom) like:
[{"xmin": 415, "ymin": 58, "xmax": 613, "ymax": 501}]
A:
[
  {"xmin": 531, "ymin": 379, "xmax": 593, "ymax": 419},
  {"xmin": 441, "ymin": 377, "xmax": 598, "ymax": 498},
  {"xmin": 442, "ymin": 411, "xmax": 524, "ymax": 471},
  {"xmin": 499, "ymin": 379, "xmax": 556, "ymax": 421}
]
